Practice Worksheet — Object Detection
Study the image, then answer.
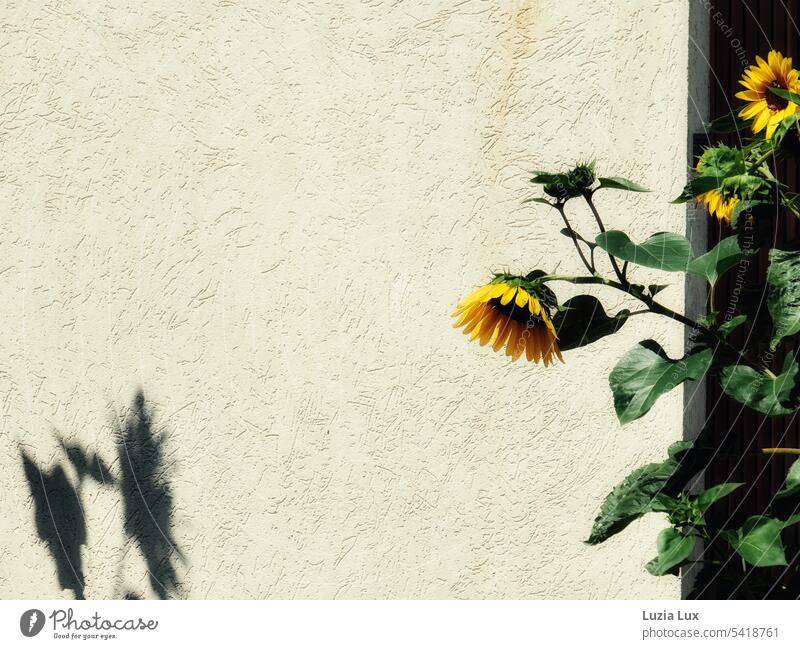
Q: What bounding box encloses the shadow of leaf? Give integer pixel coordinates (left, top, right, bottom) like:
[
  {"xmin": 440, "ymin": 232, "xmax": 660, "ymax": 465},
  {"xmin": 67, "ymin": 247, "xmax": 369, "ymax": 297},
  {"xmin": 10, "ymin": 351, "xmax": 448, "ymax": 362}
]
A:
[
  {"xmin": 60, "ymin": 437, "xmax": 115, "ymax": 487},
  {"xmin": 20, "ymin": 451, "xmax": 86, "ymax": 599}
]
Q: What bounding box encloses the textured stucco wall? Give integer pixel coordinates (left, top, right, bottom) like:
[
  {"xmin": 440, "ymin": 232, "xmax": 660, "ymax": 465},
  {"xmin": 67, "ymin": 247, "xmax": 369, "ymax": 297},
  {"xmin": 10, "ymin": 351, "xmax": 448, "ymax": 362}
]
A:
[{"xmin": 0, "ymin": 1, "xmax": 693, "ymax": 599}]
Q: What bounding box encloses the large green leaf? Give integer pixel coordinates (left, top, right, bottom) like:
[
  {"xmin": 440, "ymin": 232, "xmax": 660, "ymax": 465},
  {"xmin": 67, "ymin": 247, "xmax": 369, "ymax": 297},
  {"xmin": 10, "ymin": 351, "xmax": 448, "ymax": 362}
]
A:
[
  {"xmin": 767, "ymin": 245, "xmax": 800, "ymax": 350},
  {"xmin": 695, "ymin": 482, "xmax": 743, "ymax": 511},
  {"xmin": 597, "ymin": 176, "xmax": 649, "ymax": 192},
  {"xmin": 550, "ymin": 295, "xmax": 629, "ymax": 351},
  {"xmin": 645, "ymin": 528, "xmax": 696, "ymax": 576},
  {"xmin": 595, "ymin": 231, "xmax": 692, "ymax": 272},
  {"xmin": 687, "ymin": 236, "xmax": 752, "ymax": 285},
  {"xmin": 776, "ymin": 458, "xmax": 800, "ymax": 499},
  {"xmin": 721, "ymin": 516, "xmax": 788, "ymax": 567},
  {"xmin": 720, "ymin": 352, "xmax": 800, "ymax": 416},
  {"xmin": 609, "ymin": 341, "xmax": 713, "ymax": 425},
  {"xmin": 586, "ymin": 448, "xmax": 685, "ymax": 545}
]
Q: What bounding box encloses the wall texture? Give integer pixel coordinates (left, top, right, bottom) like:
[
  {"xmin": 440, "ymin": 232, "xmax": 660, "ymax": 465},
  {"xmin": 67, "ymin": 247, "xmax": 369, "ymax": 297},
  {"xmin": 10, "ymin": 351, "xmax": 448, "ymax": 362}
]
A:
[{"xmin": 0, "ymin": 0, "xmax": 693, "ymax": 598}]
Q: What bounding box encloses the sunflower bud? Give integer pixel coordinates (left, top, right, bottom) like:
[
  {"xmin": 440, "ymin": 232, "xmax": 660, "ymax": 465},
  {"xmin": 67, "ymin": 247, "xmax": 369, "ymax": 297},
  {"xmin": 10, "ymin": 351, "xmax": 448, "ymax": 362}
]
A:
[{"xmin": 541, "ymin": 162, "xmax": 596, "ymax": 201}]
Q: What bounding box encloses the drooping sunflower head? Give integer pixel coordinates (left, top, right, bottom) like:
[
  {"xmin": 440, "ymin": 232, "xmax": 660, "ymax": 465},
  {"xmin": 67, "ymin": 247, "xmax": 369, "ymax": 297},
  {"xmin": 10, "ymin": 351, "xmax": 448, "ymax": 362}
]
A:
[
  {"xmin": 693, "ymin": 153, "xmax": 740, "ymax": 224},
  {"xmin": 736, "ymin": 50, "xmax": 800, "ymax": 140},
  {"xmin": 695, "ymin": 189, "xmax": 739, "ymax": 224},
  {"xmin": 452, "ymin": 275, "xmax": 563, "ymax": 366}
]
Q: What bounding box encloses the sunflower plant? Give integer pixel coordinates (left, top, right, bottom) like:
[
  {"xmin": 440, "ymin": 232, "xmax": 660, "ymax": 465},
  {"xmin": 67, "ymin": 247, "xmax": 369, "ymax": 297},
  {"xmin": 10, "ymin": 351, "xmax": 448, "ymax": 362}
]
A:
[{"xmin": 453, "ymin": 50, "xmax": 800, "ymax": 586}]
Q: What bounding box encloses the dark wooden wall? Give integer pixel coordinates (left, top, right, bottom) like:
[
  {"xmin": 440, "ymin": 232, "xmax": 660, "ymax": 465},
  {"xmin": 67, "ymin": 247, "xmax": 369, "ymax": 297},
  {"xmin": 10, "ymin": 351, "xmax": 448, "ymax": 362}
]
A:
[{"xmin": 697, "ymin": 0, "xmax": 800, "ymax": 598}]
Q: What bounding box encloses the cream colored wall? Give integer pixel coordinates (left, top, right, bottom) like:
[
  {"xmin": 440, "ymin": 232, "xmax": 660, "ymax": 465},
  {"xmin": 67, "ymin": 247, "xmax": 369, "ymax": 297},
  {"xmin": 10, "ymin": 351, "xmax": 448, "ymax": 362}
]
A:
[{"xmin": 0, "ymin": 1, "xmax": 693, "ymax": 598}]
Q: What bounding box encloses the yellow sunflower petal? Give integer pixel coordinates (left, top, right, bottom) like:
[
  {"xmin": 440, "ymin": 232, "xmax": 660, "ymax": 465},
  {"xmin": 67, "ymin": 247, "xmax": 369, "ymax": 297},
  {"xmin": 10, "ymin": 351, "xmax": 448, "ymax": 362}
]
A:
[
  {"xmin": 736, "ymin": 90, "xmax": 763, "ymax": 102},
  {"xmin": 752, "ymin": 108, "xmax": 770, "ymax": 133},
  {"xmin": 740, "ymin": 101, "xmax": 766, "ymax": 119},
  {"xmin": 499, "ymin": 286, "xmax": 517, "ymax": 305},
  {"xmin": 766, "ymin": 116, "xmax": 781, "ymax": 140},
  {"xmin": 479, "ymin": 313, "xmax": 499, "ymax": 346},
  {"xmin": 492, "ymin": 318, "xmax": 513, "ymax": 352}
]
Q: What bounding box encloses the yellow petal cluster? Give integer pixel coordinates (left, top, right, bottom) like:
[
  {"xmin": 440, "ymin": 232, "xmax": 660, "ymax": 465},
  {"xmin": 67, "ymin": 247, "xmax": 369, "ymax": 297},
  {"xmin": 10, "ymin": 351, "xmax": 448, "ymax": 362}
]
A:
[
  {"xmin": 452, "ymin": 281, "xmax": 563, "ymax": 366},
  {"xmin": 736, "ymin": 50, "xmax": 800, "ymax": 140}
]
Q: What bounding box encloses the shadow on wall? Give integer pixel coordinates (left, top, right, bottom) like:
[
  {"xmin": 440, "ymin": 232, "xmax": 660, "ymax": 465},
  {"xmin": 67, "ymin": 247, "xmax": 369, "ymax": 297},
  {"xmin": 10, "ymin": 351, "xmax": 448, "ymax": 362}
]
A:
[
  {"xmin": 116, "ymin": 391, "xmax": 183, "ymax": 599},
  {"xmin": 20, "ymin": 390, "xmax": 184, "ymax": 599},
  {"xmin": 21, "ymin": 451, "xmax": 89, "ymax": 599}
]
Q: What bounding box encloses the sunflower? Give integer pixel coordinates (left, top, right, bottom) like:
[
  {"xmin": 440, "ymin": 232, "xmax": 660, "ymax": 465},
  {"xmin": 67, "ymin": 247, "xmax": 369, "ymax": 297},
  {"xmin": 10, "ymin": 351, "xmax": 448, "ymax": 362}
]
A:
[
  {"xmin": 695, "ymin": 190, "xmax": 739, "ymax": 223},
  {"xmin": 452, "ymin": 278, "xmax": 563, "ymax": 366},
  {"xmin": 736, "ymin": 50, "xmax": 800, "ymax": 140},
  {"xmin": 694, "ymin": 158, "xmax": 739, "ymax": 223}
]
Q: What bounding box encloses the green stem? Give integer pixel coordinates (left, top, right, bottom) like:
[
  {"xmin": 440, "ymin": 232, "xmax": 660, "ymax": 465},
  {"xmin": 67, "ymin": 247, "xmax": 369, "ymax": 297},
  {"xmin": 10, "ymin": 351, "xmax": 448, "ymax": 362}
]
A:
[
  {"xmin": 750, "ymin": 147, "xmax": 776, "ymax": 172},
  {"xmin": 709, "ymin": 281, "xmax": 716, "ymax": 316},
  {"xmin": 583, "ymin": 192, "xmax": 627, "ymax": 285},
  {"xmin": 556, "ymin": 205, "xmax": 594, "ymax": 274},
  {"xmin": 537, "ymin": 273, "xmax": 773, "ymax": 376}
]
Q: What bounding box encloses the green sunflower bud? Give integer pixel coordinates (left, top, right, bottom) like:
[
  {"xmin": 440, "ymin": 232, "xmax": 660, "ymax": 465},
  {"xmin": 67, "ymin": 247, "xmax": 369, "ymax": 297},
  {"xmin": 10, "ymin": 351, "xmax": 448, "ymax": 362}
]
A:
[{"xmin": 539, "ymin": 162, "xmax": 596, "ymax": 201}]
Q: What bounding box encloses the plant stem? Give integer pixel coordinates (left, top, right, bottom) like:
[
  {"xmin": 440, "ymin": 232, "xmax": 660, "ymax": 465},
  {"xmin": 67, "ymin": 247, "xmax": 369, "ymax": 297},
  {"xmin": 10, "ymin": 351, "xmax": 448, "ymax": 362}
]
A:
[
  {"xmin": 537, "ymin": 273, "xmax": 773, "ymax": 376},
  {"xmin": 750, "ymin": 147, "xmax": 776, "ymax": 172},
  {"xmin": 709, "ymin": 281, "xmax": 716, "ymax": 315},
  {"xmin": 583, "ymin": 192, "xmax": 627, "ymax": 285},
  {"xmin": 761, "ymin": 448, "xmax": 800, "ymax": 455},
  {"xmin": 556, "ymin": 205, "xmax": 594, "ymax": 274}
]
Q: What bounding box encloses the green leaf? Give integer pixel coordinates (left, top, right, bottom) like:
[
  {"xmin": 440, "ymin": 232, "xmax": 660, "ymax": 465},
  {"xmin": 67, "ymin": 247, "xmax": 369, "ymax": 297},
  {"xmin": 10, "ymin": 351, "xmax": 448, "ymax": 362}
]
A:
[
  {"xmin": 668, "ymin": 440, "xmax": 693, "ymax": 459},
  {"xmin": 720, "ymin": 173, "xmax": 768, "ymax": 197},
  {"xmin": 586, "ymin": 447, "xmax": 686, "ymax": 545},
  {"xmin": 649, "ymin": 493, "xmax": 679, "ymax": 513},
  {"xmin": 774, "ymin": 113, "xmax": 800, "ymax": 145},
  {"xmin": 609, "ymin": 341, "xmax": 713, "ymax": 425},
  {"xmin": 550, "ymin": 295, "xmax": 629, "ymax": 352},
  {"xmin": 717, "ymin": 314, "xmax": 748, "ymax": 338},
  {"xmin": 721, "ymin": 352, "xmax": 800, "ymax": 416},
  {"xmin": 645, "ymin": 528, "xmax": 696, "ymax": 576},
  {"xmin": 596, "ymin": 176, "xmax": 649, "ymax": 192},
  {"xmin": 731, "ymin": 199, "xmax": 769, "ymax": 228},
  {"xmin": 769, "ymin": 86, "xmax": 800, "ymax": 106},
  {"xmin": 558, "ymin": 227, "xmax": 596, "ymax": 249},
  {"xmin": 776, "ymin": 458, "xmax": 800, "ymax": 499},
  {"xmin": 695, "ymin": 482, "xmax": 743, "ymax": 511},
  {"xmin": 704, "ymin": 112, "xmax": 750, "ymax": 134},
  {"xmin": 687, "ymin": 236, "xmax": 752, "ymax": 285},
  {"xmin": 721, "ymin": 516, "xmax": 788, "ymax": 567},
  {"xmin": 698, "ymin": 144, "xmax": 746, "ymax": 178},
  {"xmin": 783, "ymin": 513, "xmax": 800, "ymax": 528},
  {"xmin": 672, "ymin": 176, "xmax": 725, "ymax": 204},
  {"xmin": 782, "ymin": 192, "xmax": 800, "ymax": 217},
  {"xmin": 530, "ymin": 170, "xmax": 561, "ymax": 185},
  {"xmin": 767, "ymin": 244, "xmax": 800, "ymax": 349},
  {"xmin": 595, "ymin": 231, "xmax": 693, "ymax": 272}
]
